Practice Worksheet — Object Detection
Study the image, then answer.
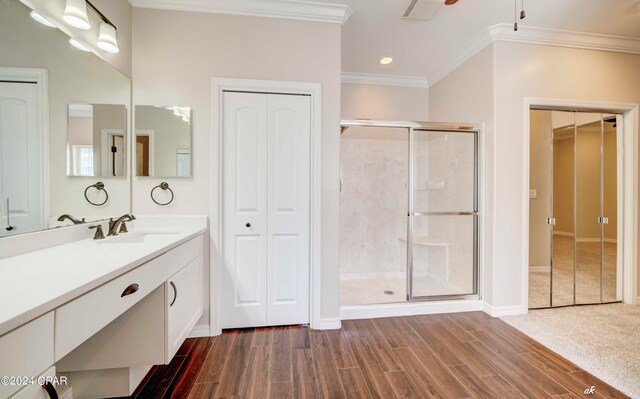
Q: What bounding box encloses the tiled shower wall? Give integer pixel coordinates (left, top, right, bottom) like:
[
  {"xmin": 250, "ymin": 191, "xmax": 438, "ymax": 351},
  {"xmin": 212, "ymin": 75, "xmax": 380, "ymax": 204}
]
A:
[{"xmin": 339, "ymin": 137, "xmax": 407, "ymax": 275}]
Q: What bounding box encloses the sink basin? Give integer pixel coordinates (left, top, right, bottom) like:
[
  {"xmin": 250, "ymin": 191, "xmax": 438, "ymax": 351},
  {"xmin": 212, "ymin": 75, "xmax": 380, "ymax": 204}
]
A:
[{"xmin": 99, "ymin": 231, "xmax": 180, "ymax": 244}]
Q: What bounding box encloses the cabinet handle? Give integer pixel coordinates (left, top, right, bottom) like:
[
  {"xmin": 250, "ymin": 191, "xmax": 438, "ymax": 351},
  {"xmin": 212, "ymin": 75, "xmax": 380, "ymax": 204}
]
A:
[
  {"xmin": 121, "ymin": 283, "xmax": 139, "ymax": 297},
  {"xmin": 170, "ymin": 281, "xmax": 178, "ymax": 307},
  {"xmin": 42, "ymin": 382, "xmax": 59, "ymax": 399}
]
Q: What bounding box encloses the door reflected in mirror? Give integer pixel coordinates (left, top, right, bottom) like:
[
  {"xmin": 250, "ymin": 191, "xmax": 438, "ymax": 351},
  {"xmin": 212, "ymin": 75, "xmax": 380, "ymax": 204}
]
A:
[
  {"xmin": 134, "ymin": 105, "xmax": 192, "ymax": 178},
  {"xmin": 67, "ymin": 103, "xmax": 127, "ymax": 177}
]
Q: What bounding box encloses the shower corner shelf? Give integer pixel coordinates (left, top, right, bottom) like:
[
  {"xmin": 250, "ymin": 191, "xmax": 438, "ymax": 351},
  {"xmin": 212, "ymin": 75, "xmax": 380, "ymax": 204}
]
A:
[{"xmin": 398, "ymin": 236, "xmax": 450, "ymax": 247}]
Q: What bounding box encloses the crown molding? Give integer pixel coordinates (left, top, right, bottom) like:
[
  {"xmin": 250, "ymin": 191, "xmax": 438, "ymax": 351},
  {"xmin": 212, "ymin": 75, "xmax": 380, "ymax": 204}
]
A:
[
  {"xmin": 129, "ymin": 0, "xmax": 353, "ymax": 24},
  {"xmin": 489, "ymin": 23, "xmax": 640, "ymax": 54},
  {"xmin": 341, "ymin": 72, "xmax": 429, "ymax": 88},
  {"xmin": 428, "ymin": 23, "xmax": 640, "ymax": 88}
]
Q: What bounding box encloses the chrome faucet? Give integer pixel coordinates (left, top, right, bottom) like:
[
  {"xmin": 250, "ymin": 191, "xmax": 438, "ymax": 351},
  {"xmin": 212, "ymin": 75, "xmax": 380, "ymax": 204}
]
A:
[
  {"xmin": 57, "ymin": 214, "xmax": 85, "ymax": 225},
  {"xmin": 108, "ymin": 214, "xmax": 136, "ymax": 236}
]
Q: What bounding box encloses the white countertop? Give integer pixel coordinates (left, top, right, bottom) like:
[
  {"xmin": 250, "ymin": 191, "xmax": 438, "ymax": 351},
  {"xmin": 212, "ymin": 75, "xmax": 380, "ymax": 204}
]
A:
[{"xmin": 0, "ymin": 222, "xmax": 207, "ymax": 337}]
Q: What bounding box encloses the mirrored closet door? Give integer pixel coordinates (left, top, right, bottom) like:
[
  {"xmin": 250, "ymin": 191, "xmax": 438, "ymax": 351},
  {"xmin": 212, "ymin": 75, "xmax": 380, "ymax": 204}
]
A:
[{"xmin": 528, "ymin": 109, "xmax": 622, "ymax": 309}]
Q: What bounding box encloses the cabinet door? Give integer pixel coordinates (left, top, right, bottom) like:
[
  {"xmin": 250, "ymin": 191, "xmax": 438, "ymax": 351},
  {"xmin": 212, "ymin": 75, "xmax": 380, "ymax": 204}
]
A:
[{"xmin": 166, "ymin": 256, "xmax": 203, "ymax": 363}]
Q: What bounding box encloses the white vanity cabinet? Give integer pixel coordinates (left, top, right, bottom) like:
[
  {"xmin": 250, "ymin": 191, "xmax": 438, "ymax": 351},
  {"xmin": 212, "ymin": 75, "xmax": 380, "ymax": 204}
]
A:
[
  {"xmin": 57, "ymin": 234, "xmax": 205, "ymax": 398},
  {"xmin": 0, "ymin": 231, "xmax": 206, "ymax": 399},
  {"xmin": 0, "ymin": 314, "xmax": 54, "ymax": 399},
  {"xmin": 165, "ymin": 255, "xmax": 203, "ymax": 363}
]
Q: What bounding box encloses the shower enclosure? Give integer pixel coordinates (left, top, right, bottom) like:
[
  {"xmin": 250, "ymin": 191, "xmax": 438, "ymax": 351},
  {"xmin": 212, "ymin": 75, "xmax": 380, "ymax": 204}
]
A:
[
  {"xmin": 528, "ymin": 109, "xmax": 623, "ymax": 309},
  {"xmin": 339, "ymin": 119, "xmax": 480, "ymax": 306}
]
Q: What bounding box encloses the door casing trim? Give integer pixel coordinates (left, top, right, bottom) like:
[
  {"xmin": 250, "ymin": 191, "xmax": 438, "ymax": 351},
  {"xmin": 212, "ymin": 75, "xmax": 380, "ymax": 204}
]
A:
[
  {"xmin": 522, "ymin": 98, "xmax": 639, "ymax": 309},
  {"xmin": 210, "ymin": 78, "xmax": 322, "ymax": 334}
]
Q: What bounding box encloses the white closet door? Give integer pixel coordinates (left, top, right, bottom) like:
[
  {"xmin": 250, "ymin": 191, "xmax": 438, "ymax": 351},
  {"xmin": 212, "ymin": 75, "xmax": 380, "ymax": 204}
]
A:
[
  {"xmin": 0, "ymin": 81, "xmax": 41, "ymax": 236},
  {"xmin": 266, "ymin": 94, "xmax": 310, "ymax": 326},
  {"xmin": 221, "ymin": 92, "xmax": 311, "ymax": 328},
  {"xmin": 222, "ymin": 92, "xmax": 269, "ymax": 328}
]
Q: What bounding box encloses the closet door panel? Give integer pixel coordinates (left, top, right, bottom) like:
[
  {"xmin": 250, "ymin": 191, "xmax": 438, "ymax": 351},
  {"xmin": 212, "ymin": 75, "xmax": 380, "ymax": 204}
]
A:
[
  {"xmin": 222, "ymin": 92, "xmax": 268, "ymax": 328},
  {"xmin": 551, "ymin": 111, "xmax": 575, "ymax": 307},
  {"xmin": 575, "ymin": 113, "xmax": 603, "ymax": 305},
  {"xmin": 266, "ymin": 94, "xmax": 311, "ymax": 326}
]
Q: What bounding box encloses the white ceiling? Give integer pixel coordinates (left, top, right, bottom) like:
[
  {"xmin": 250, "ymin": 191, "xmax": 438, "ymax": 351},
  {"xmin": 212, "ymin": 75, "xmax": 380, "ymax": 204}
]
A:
[{"xmin": 335, "ymin": 0, "xmax": 640, "ymax": 78}]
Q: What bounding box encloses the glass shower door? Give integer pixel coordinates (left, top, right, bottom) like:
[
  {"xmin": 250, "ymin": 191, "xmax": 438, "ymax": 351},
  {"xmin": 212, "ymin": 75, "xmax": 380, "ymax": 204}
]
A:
[{"xmin": 409, "ymin": 129, "xmax": 478, "ymax": 300}]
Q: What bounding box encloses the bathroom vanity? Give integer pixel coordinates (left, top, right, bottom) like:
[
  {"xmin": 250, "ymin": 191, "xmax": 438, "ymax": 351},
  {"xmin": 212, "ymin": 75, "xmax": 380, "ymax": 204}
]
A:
[{"xmin": 0, "ymin": 217, "xmax": 207, "ymax": 398}]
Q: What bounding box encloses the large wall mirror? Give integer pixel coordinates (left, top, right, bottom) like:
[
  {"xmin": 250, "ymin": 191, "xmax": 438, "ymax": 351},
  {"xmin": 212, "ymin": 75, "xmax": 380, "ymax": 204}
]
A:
[
  {"xmin": 134, "ymin": 105, "xmax": 192, "ymax": 178},
  {"xmin": 0, "ymin": 0, "xmax": 131, "ymax": 237}
]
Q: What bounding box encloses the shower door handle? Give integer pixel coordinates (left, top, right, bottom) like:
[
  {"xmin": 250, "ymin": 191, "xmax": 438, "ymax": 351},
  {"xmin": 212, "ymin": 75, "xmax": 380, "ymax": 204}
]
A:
[{"xmin": 546, "ymin": 218, "xmax": 556, "ymax": 226}]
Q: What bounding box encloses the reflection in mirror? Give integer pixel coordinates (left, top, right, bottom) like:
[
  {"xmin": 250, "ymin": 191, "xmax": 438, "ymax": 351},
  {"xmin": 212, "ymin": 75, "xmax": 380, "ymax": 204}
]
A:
[
  {"xmin": 67, "ymin": 103, "xmax": 127, "ymax": 177},
  {"xmin": 0, "ymin": 0, "xmax": 131, "ymax": 237},
  {"xmin": 135, "ymin": 106, "xmax": 192, "ymax": 177}
]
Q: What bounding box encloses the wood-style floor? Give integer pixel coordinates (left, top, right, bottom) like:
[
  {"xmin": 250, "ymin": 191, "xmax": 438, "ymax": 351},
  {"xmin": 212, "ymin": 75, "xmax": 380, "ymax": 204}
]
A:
[{"xmin": 131, "ymin": 312, "xmax": 629, "ymax": 398}]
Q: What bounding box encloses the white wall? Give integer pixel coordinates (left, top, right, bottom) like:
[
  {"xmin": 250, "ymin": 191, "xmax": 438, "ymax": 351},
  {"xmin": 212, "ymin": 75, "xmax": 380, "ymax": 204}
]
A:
[
  {"xmin": 131, "ymin": 8, "xmax": 342, "ymax": 327},
  {"xmin": 428, "ymin": 44, "xmax": 495, "ymax": 304},
  {"xmin": 493, "ymin": 42, "xmax": 640, "ymax": 307},
  {"xmin": 341, "ymin": 83, "xmax": 428, "ymax": 121}
]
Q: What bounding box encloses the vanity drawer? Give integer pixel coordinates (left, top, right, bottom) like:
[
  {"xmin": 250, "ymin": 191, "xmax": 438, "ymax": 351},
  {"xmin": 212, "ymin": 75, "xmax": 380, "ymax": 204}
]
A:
[
  {"xmin": 54, "ymin": 257, "xmax": 167, "ymax": 361},
  {"xmin": 164, "ymin": 235, "xmax": 203, "ymax": 277},
  {"xmin": 0, "ymin": 313, "xmax": 54, "ymax": 399}
]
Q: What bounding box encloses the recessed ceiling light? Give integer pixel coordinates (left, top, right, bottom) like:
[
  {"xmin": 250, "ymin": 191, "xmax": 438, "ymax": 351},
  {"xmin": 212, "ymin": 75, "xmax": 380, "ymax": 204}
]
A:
[
  {"xmin": 69, "ymin": 38, "xmax": 90, "ymax": 52},
  {"xmin": 30, "ymin": 11, "xmax": 56, "ymax": 28},
  {"xmin": 380, "ymin": 57, "xmax": 393, "ymax": 65}
]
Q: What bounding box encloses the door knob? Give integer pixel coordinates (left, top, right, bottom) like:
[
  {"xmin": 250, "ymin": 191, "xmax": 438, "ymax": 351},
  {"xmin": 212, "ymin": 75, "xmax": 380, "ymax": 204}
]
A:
[{"xmin": 246, "ymin": 223, "xmax": 251, "ymax": 228}]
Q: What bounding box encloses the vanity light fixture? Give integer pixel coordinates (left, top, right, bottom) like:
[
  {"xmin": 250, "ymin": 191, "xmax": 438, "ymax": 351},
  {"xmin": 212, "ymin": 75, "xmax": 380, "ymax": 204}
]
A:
[
  {"xmin": 30, "ymin": 11, "xmax": 56, "ymax": 28},
  {"xmin": 62, "ymin": 0, "xmax": 120, "ymax": 53},
  {"xmin": 380, "ymin": 56, "xmax": 393, "ymax": 65},
  {"xmin": 97, "ymin": 22, "xmax": 119, "ymax": 53},
  {"xmin": 63, "ymin": 0, "xmax": 91, "ymax": 30},
  {"xmin": 69, "ymin": 38, "xmax": 91, "ymax": 52}
]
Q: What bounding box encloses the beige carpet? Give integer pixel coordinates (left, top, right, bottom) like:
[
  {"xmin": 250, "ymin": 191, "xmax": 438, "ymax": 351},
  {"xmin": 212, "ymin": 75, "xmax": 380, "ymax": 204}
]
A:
[
  {"xmin": 503, "ymin": 304, "xmax": 640, "ymax": 398},
  {"xmin": 529, "ymin": 235, "xmax": 619, "ymax": 308}
]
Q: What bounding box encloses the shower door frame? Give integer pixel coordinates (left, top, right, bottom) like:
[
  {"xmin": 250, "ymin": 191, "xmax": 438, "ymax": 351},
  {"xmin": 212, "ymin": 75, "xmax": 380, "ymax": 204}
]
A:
[{"xmin": 340, "ymin": 119, "xmax": 482, "ymax": 303}]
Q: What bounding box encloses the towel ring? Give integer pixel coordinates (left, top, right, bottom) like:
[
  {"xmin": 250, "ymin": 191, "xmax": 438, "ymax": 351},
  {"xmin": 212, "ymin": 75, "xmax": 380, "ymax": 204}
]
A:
[
  {"xmin": 151, "ymin": 182, "xmax": 174, "ymax": 206},
  {"xmin": 84, "ymin": 182, "xmax": 109, "ymax": 206}
]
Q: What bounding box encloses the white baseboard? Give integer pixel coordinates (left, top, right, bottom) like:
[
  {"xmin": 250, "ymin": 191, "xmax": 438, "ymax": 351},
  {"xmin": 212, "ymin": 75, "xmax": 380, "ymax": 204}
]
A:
[
  {"xmin": 312, "ymin": 317, "xmax": 341, "ymax": 330},
  {"xmin": 188, "ymin": 324, "xmax": 211, "ymax": 338},
  {"xmin": 529, "ymin": 265, "xmax": 551, "ymax": 273},
  {"xmin": 340, "ymin": 300, "xmax": 484, "ymax": 320},
  {"xmin": 482, "ymin": 303, "xmax": 527, "ymax": 317}
]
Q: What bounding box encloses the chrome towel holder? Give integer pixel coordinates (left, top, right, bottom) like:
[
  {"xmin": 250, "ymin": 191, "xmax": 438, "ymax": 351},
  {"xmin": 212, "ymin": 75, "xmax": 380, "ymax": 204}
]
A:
[
  {"xmin": 84, "ymin": 181, "xmax": 109, "ymax": 206},
  {"xmin": 151, "ymin": 182, "xmax": 174, "ymax": 206}
]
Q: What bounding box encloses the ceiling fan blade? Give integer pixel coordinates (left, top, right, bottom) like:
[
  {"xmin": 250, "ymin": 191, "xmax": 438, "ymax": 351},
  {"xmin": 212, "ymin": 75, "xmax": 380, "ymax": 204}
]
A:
[{"xmin": 444, "ymin": 0, "xmax": 460, "ymax": 5}]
